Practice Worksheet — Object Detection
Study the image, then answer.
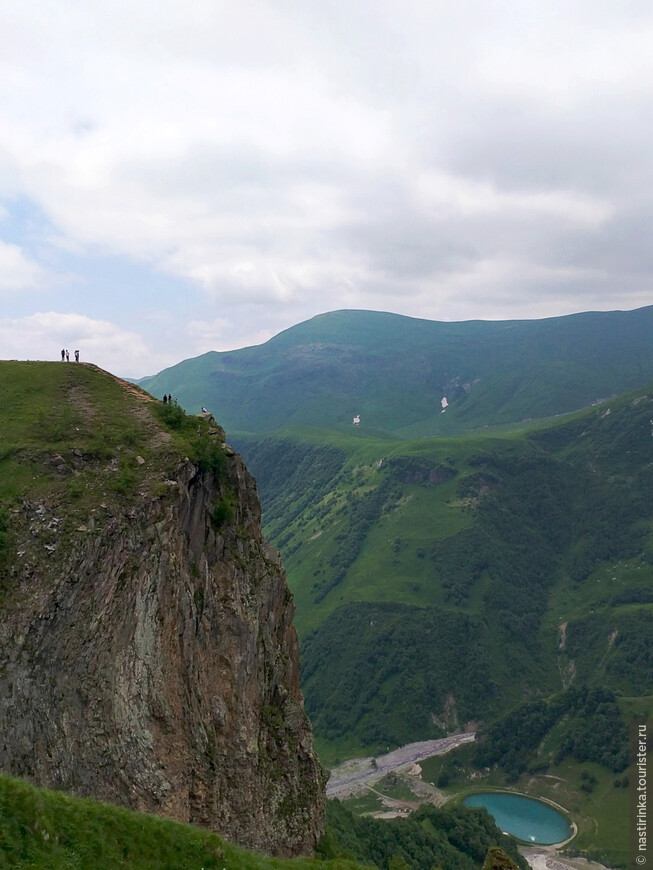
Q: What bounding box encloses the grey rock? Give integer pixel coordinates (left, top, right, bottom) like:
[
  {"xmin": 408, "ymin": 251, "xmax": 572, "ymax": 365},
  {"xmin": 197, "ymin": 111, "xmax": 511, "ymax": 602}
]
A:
[{"xmin": 0, "ymin": 450, "xmax": 325, "ymax": 856}]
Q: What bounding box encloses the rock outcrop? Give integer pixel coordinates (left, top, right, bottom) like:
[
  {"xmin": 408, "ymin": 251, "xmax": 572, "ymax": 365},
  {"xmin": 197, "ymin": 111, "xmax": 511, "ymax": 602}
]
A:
[{"xmin": 0, "ymin": 392, "xmax": 325, "ymax": 856}]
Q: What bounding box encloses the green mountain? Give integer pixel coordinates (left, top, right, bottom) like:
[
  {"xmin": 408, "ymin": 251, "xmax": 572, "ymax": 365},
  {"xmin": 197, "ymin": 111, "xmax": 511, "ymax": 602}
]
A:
[
  {"xmin": 138, "ymin": 306, "xmax": 653, "ymax": 437},
  {"xmin": 233, "ymin": 385, "xmax": 653, "ymax": 764},
  {"xmin": 134, "ymin": 306, "xmax": 653, "ymax": 866},
  {"xmin": 228, "ymin": 387, "xmax": 652, "ymax": 868}
]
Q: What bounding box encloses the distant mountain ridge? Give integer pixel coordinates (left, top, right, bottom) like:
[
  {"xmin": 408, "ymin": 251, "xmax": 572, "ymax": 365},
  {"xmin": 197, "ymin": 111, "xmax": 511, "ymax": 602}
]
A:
[{"xmin": 137, "ymin": 305, "xmax": 653, "ymax": 436}]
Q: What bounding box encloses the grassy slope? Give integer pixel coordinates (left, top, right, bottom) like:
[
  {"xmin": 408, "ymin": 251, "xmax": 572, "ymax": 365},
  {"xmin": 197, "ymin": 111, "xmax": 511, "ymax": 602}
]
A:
[
  {"xmin": 232, "ymin": 387, "xmax": 653, "ymax": 868},
  {"xmin": 0, "ymin": 772, "xmax": 362, "ymax": 870},
  {"xmin": 0, "ymin": 361, "xmax": 167, "ymax": 503},
  {"xmin": 137, "ymin": 306, "xmax": 653, "ymax": 437},
  {"xmin": 0, "ymin": 360, "xmax": 229, "ymax": 512}
]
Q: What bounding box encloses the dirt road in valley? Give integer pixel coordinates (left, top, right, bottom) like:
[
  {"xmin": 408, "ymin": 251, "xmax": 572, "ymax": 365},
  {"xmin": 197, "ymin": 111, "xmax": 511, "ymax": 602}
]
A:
[
  {"xmin": 326, "ymin": 732, "xmax": 476, "ymax": 798},
  {"xmin": 520, "ymin": 847, "xmax": 615, "ymax": 870}
]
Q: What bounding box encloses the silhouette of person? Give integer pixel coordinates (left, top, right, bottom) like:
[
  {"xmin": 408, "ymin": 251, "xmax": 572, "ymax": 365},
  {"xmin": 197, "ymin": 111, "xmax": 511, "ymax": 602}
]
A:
[
  {"xmin": 61, "ymin": 349, "xmax": 65, "ymax": 361},
  {"xmin": 65, "ymin": 350, "xmax": 69, "ymax": 361},
  {"xmin": 74, "ymin": 350, "xmax": 80, "ymax": 362},
  {"xmin": 163, "ymin": 394, "xmax": 168, "ymax": 404}
]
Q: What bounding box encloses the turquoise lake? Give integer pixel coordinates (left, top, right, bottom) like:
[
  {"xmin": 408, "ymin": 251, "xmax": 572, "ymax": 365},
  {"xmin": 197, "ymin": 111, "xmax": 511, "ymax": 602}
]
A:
[{"xmin": 463, "ymin": 792, "xmax": 572, "ymax": 844}]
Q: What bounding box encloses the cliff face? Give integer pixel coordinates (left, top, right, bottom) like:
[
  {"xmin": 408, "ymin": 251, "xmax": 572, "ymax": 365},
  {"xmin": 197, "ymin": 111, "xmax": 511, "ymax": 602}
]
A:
[{"xmin": 0, "ymin": 365, "xmax": 325, "ymax": 857}]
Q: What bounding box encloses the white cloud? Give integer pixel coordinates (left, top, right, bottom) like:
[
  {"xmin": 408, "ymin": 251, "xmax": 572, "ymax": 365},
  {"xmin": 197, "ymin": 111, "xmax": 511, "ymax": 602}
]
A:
[
  {"xmin": 0, "ymin": 312, "xmax": 175, "ymax": 377},
  {"xmin": 475, "ymin": 8, "xmax": 653, "ymax": 107},
  {"xmin": 187, "ymin": 317, "xmax": 275, "ymax": 353},
  {"xmin": 414, "ymin": 171, "xmax": 613, "ymax": 226},
  {"xmin": 0, "ymin": 0, "xmax": 652, "ymax": 377},
  {"xmin": 0, "ymin": 241, "xmax": 47, "ymax": 292}
]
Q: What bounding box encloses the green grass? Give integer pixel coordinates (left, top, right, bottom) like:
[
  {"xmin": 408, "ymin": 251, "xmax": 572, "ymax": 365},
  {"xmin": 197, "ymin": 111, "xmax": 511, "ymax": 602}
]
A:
[
  {"xmin": 247, "ymin": 429, "xmax": 503, "ymax": 635},
  {"xmin": 0, "ymin": 361, "xmax": 227, "ymax": 506},
  {"xmin": 341, "ymin": 792, "xmax": 384, "ymax": 816},
  {"xmin": 0, "ymin": 362, "xmax": 147, "ymax": 448},
  {"xmin": 313, "ymin": 737, "xmax": 380, "ymax": 770},
  {"xmin": 617, "ymin": 694, "xmax": 653, "ymax": 719},
  {"xmin": 0, "ymin": 773, "xmax": 361, "ymax": 870},
  {"xmin": 544, "ymin": 557, "xmax": 653, "ymax": 631},
  {"xmin": 335, "ymin": 480, "xmax": 471, "ymax": 609},
  {"xmin": 0, "ymin": 363, "xmax": 154, "ymax": 505},
  {"xmin": 419, "ymin": 743, "xmax": 477, "ymax": 791},
  {"xmin": 0, "ymin": 361, "xmax": 232, "ymax": 607},
  {"xmin": 374, "ymin": 778, "xmax": 417, "ymax": 803}
]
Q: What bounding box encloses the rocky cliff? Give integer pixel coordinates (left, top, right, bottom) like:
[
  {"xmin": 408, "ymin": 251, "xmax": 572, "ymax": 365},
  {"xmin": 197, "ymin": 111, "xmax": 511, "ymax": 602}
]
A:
[{"xmin": 0, "ymin": 361, "xmax": 325, "ymax": 856}]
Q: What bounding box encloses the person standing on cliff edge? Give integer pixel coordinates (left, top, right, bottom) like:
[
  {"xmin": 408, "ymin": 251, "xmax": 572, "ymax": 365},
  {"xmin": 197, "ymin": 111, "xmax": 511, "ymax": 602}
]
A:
[{"xmin": 74, "ymin": 350, "xmax": 79, "ymax": 362}]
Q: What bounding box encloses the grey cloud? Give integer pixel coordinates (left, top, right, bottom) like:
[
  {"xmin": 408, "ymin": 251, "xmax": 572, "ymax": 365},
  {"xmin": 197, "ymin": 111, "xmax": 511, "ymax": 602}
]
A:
[
  {"xmin": 442, "ymin": 96, "xmax": 653, "ymax": 197},
  {"xmin": 549, "ymin": 206, "xmax": 653, "ymax": 278}
]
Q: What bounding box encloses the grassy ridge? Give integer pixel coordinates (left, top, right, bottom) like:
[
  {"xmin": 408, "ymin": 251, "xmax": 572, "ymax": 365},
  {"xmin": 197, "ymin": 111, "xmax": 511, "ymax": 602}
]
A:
[
  {"xmin": 0, "ymin": 360, "xmax": 227, "ymax": 505},
  {"xmin": 137, "ymin": 306, "xmax": 653, "ymax": 438},
  {"xmin": 0, "ymin": 362, "xmax": 235, "ymax": 602},
  {"xmin": 0, "ymin": 362, "xmax": 160, "ymax": 504}
]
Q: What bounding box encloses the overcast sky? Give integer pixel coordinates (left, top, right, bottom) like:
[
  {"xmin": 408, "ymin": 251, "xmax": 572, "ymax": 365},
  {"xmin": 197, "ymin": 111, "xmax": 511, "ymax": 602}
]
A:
[{"xmin": 1, "ymin": 1, "xmax": 652, "ymax": 377}]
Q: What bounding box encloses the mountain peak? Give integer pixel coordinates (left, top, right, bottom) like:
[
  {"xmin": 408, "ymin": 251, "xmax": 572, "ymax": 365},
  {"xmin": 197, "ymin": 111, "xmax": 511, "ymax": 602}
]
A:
[{"xmin": 137, "ymin": 305, "xmax": 653, "ymax": 437}]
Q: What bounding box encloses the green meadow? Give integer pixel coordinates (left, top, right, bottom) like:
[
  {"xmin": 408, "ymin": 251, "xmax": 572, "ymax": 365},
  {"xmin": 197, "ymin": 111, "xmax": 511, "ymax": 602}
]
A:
[{"xmin": 0, "ymin": 773, "xmax": 361, "ymax": 870}]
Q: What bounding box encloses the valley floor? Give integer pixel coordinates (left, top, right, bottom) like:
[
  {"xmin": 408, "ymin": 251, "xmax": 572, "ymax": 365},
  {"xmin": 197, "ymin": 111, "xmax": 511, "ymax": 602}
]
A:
[
  {"xmin": 326, "ymin": 733, "xmax": 476, "ymax": 798},
  {"xmin": 328, "ymin": 738, "xmax": 623, "ymax": 870}
]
